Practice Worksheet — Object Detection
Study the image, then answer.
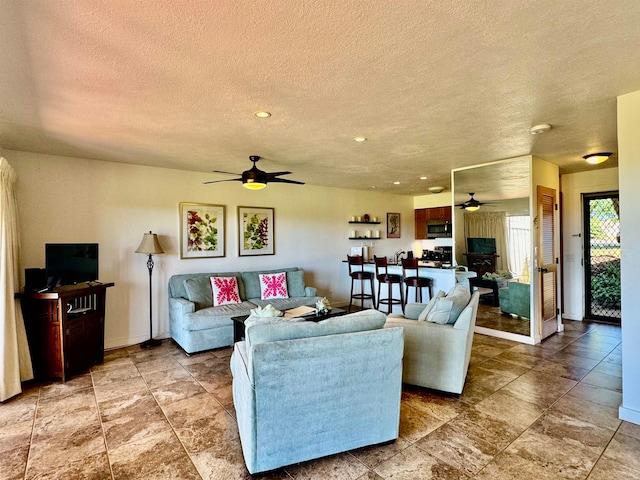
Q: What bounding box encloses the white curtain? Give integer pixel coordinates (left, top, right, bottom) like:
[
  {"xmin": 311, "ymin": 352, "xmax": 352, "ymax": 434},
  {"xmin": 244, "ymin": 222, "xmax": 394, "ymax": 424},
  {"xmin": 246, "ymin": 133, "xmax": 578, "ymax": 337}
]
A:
[
  {"xmin": 1, "ymin": 157, "xmax": 33, "ymax": 402},
  {"xmin": 464, "ymin": 211, "xmax": 510, "ymax": 272}
]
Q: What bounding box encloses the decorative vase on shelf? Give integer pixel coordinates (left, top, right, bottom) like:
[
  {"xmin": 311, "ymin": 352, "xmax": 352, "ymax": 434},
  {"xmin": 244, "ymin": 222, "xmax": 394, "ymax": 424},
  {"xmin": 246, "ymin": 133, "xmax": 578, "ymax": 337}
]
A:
[{"xmin": 363, "ymin": 214, "xmax": 370, "ymax": 222}]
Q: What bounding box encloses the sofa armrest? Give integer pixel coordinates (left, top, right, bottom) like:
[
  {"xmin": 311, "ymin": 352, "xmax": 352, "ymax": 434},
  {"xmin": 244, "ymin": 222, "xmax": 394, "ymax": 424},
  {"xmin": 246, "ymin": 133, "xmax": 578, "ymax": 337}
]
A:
[
  {"xmin": 385, "ymin": 316, "xmax": 467, "ymax": 343},
  {"xmin": 169, "ymin": 297, "xmax": 196, "ymax": 319},
  {"xmin": 304, "ymin": 286, "xmax": 317, "ymax": 297}
]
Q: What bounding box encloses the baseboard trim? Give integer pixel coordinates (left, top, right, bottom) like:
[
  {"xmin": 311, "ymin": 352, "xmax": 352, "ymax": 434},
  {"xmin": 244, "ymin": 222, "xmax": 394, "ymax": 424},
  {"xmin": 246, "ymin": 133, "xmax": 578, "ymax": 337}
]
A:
[{"xmin": 619, "ymin": 405, "xmax": 640, "ymax": 426}]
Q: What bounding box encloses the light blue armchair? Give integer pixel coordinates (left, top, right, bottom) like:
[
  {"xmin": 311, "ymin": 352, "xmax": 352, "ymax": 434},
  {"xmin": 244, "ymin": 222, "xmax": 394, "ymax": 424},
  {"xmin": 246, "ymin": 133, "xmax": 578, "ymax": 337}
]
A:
[
  {"xmin": 230, "ymin": 309, "xmax": 404, "ymax": 474},
  {"xmin": 384, "ymin": 291, "xmax": 480, "ymax": 394}
]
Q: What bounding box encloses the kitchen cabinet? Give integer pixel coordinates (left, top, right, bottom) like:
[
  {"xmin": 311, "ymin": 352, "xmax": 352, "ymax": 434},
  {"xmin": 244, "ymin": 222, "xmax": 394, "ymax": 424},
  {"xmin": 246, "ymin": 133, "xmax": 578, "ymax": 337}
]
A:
[
  {"xmin": 414, "ymin": 206, "xmax": 452, "ymax": 239},
  {"xmin": 414, "ymin": 209, "xmax": 428, "ymax": 239},
  {"xmin": 427, "ymin": 206, "xmax": 452, "ymax": 221}
]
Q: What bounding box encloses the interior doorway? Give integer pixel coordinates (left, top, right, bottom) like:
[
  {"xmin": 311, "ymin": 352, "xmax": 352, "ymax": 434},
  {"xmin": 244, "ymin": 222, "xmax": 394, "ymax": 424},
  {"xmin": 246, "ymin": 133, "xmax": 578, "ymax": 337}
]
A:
[{"xmin": 583, "ymin": 192, "xmax": 621, "ymax": 324}]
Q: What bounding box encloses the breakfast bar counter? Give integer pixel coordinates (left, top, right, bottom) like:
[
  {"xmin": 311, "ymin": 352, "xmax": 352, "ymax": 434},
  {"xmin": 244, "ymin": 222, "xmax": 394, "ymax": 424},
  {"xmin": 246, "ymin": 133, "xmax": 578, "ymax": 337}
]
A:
[{"xmin": 343, "ymin": 260, "xmax": 476, "ymax": 297}]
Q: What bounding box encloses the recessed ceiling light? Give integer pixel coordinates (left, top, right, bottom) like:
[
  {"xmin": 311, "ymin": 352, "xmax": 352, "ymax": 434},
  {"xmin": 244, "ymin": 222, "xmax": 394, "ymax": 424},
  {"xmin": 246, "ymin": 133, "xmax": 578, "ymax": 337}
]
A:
[
  {"xmin": 393, "ymin": 181, "xmax": 400, "ymax": 185},
  {"xmin": 530, "ymin": 123, "xmax": 552, "ymax": 134},
  {"xmin": 583, "ymin": 152, "xmax": 612, "ymax": 164},
  {"xmin": 354, "ymin": 136, "xmax": 367, "ymax": 142},
  {"xmin": 254, "ymin": 111, "xmax": 271, "ymax": 118},
  {"xmin": 420, "ymin": 176, "xmax": 427, "ymax": 180}
]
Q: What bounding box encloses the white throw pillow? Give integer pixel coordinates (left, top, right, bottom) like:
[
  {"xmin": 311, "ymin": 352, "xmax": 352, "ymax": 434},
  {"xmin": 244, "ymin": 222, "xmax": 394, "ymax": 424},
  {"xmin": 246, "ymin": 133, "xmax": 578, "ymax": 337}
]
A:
[
  {"xmin": 426, "ymin": 285, "xmax": 471, "ymax": 324},
  {"xmin": 259, "ymin": 272, "xmax": 289, "ymax": 300},
  {"xmin": 210, "ymin": 276, "xmax": 241, "ymax": 306},
  {"xmin": 417, "ymin": 291, "xmax": 446, "ymax": 321}
]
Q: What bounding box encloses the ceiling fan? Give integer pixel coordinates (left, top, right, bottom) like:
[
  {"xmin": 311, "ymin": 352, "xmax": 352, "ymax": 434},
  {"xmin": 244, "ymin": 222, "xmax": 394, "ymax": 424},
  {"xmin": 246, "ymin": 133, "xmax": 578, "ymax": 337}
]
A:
[
  {"xmin": 204, "ymin": 155, "xmax": 305, "ymax": 190},
  {"xmin": 455, "ymin": 192, "xmax": 496, "ymax": 211}
]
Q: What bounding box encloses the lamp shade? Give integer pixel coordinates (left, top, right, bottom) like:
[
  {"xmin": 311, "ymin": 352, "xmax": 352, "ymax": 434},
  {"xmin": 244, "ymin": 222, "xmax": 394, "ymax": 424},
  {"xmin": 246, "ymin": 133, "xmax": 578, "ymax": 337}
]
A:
[{"xmin": 135, "ymin": 231, "xmax": 165, "ymax": 255}]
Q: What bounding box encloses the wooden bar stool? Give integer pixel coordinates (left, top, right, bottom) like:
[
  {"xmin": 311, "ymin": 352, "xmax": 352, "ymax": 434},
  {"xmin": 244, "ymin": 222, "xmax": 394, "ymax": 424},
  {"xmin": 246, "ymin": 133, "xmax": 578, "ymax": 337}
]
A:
[
  {"xmin": 347, "ymin": 255, "xmax": 375, "ymax": 312},
  {"xmin": 402, "ymin": 258, "xmax": 433, "ymax": 305},
  {"xmin": 374, "ymin": 255, "xmax": 404, "ymax": 314}
]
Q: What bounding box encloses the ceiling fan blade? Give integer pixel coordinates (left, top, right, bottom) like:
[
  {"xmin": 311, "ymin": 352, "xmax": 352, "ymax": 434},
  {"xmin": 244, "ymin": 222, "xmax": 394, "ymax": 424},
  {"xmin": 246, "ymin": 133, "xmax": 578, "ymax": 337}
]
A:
[
  {"xmin": 268, "ymin": 178, "xmax": 305, "ymax": 185},
  {"xmin": 203, "ymin": 178, "xmax": 242, "ymax": 184},
  {"xmin": 211, "ymin": 169, "xmax": 242, "ymax": 176},
  {"xmin": 265, "ymin": 171, "xmax": 292, "ymax": 178}
]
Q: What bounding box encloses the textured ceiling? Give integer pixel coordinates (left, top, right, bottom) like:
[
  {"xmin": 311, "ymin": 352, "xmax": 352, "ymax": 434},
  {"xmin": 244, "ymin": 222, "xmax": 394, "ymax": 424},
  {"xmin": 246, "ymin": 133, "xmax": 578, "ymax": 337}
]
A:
[{"xmin": 1, "ymin": 1, "xmax": 639, "ymax": 195}]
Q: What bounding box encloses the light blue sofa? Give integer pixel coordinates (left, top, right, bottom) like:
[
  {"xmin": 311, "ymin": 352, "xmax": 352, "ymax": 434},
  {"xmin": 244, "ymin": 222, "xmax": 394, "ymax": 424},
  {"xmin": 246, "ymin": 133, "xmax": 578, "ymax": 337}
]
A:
[
  {"xmin": 168, "ymin": 267, "xmax": 321, "ymax": 353},
  {"xmin": 230, "ymin": 309, "xmax": 404, "ymax": 474},
  {"xmin": 385, "ymin": 291, "xmax": 480, "ymax": 394}
]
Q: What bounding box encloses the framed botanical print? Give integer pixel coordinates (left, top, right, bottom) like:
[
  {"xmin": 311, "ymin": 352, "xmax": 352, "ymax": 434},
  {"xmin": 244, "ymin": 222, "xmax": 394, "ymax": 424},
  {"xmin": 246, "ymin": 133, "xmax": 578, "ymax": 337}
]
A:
[
  {"xmin": 179, "ymin": 203, "xmax": 225, "ymax": 259},
  {"xmin": 387, "ymin": 212, "xmax": 401, "ymax": 238},
  {"xmin": 238, "ymin": 206, "xmax": 275, "ymax": 256}
]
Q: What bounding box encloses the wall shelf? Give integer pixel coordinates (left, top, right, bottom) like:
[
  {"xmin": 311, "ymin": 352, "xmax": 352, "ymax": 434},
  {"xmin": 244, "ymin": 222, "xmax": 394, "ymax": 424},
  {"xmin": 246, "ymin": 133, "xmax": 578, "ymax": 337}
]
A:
[
  {"xmin": 348, "ymin": 221, "xmax": 381, "ymax": 224},
  {"xmin": 349, "ymin": 237, "xmax": 381, "ymax": 240}
]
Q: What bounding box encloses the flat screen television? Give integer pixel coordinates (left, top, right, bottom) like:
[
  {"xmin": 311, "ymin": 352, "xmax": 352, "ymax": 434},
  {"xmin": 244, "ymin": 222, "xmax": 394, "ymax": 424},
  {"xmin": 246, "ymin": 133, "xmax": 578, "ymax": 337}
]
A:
[
  {"xmin": 45, "ymin": 243, "xmax": 99, "ymax": 287},
  {"xmin": 466, "ymin": 237, "xmax": 496, "ymax": 254}
]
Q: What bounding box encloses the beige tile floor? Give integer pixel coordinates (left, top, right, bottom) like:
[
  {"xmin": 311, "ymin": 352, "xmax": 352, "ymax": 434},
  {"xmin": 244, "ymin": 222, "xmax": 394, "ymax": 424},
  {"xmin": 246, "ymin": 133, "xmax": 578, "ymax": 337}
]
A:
[{"xmin": 0, "ymin": 319, "xmax": 636, "ymax": 479}]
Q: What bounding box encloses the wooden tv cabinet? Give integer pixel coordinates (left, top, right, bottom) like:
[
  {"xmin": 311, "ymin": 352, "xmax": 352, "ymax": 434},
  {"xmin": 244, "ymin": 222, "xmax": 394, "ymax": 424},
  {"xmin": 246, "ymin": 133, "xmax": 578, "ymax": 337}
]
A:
[
  {"xmin": 464, "ymin": 253, "xmax": 499, "ymax": 278},
  {"xmin": 21, "ymin": 282, "xmax": 114, "ymax": 382}
]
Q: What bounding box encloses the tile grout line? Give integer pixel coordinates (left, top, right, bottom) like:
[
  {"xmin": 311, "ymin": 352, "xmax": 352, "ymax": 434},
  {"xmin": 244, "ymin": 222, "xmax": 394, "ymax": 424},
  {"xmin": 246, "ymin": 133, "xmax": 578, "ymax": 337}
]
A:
[
  {"xmin": 21, "ymin": 385, "xmax": 42, "ymax": 480},
  {"xmin": 90, "ymin": 369, "xmax": 117, "ymax": 480}
]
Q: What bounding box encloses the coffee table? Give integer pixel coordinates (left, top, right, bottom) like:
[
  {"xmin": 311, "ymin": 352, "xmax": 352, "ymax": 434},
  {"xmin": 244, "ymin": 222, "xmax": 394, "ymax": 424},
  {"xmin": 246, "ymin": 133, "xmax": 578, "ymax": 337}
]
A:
[{"xmin": 231, "ymin": 307, "xmax": 347, "ymax": 343}]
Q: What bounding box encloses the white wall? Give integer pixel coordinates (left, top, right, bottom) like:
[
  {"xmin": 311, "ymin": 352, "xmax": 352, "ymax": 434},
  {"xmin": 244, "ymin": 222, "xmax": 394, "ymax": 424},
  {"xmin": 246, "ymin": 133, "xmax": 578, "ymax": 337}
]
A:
[
  {"xmin": 560, "ymin": 168, "xmax": 619, "ymax": 320},
  {"xmin": 8, "ymin": 150, "xmax": 414, "ymax": 349},
  {"xmin": 618, "ymin": 90, "xmax": 640, "ymax": 425}
]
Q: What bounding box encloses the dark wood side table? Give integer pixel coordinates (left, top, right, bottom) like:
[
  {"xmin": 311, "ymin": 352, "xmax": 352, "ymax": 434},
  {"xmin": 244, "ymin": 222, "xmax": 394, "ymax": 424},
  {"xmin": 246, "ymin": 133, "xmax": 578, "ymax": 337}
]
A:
[
  {"xmin": 231, "ymin": 307, "xmax": 347, "ymax": 343},
  {"xmin": 469, "ymin": 277, "xmax": 501, "ymax": 306}
]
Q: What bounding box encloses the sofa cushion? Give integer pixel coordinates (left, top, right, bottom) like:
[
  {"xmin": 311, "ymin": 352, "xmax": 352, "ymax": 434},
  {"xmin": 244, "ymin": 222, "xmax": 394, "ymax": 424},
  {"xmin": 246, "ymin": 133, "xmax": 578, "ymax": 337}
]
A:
[
  {"xmin": 426, "ymin": 285, "xmax": 471, "ymax": 325},
  {"xmin": 248, "ymin": 297, "xmax": 323, "ymax": 312},
  {"xmin": 182, "ymin": 272, "xmax": 245, "ymax": 309},
  {"xmin": 242, "ymin": 267, "xmax": 299, "ymax": 300},
  {"xmin": 183, "ymin": 277, "xmax": 214, "ymax": 310},
  {"xmin": 183, "ymin": 301, "xmax": 256, "ymax": 331},
  {"xmin": 259, "ymin": 272, "xmax": 289, "ymax": 300},
  {"xmin": 417, "ymin": 291, "xmax": 445, "ymax": 321},
  {"xmin": 286, "ymin": 270, "xmax": 306, "ymax": 297},
  {"xmin": 245, "ymin": 309, "xmax": 386, "ymax": 347},
  {"xmin": 211, "ymin": 276, "xmax": 241, "ymax": 306}
]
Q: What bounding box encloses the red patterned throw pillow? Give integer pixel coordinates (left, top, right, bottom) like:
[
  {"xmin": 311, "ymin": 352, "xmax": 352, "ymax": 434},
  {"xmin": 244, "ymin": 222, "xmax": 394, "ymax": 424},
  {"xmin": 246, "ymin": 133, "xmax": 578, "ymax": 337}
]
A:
[
  {"xmin": 210, "ymin": 277, "xmax": 241, "ymax": 306},
  {"xmin": 259, "ymin": 272, "xmax": 289, "ymax": 300}
]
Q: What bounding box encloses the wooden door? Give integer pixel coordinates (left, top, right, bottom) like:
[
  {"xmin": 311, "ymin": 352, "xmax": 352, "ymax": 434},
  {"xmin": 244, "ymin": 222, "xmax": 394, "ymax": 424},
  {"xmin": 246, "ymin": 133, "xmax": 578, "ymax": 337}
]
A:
[{"xmin": 537, "ymin": 185, "xmax": 558, "ymax": 339}]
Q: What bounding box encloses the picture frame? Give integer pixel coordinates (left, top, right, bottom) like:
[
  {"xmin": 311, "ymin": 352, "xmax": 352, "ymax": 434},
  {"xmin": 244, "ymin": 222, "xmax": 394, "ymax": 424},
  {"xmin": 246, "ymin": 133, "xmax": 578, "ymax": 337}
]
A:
[
  {"xmin": 179, "ymin": 203, "xmax": 226, "ymax": 259},
  {"xmin": 387, "ymin": 212, "xmax": 401, "ymax": 238},
  {"xmin": 238, "ymin": 206, "xmax": 275, "ymax": 256}
]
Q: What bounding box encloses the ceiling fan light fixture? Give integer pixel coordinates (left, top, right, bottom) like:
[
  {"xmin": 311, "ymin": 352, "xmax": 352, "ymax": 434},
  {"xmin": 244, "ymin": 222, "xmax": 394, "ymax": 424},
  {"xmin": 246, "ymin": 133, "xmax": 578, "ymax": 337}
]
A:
[
  {"xmin": 243, "ymin": 180, "xmax": 267, "ymax": 190},
  {"xmin": 464, "ymin": 205, "xmax": 480, "ymax": 212},
  {"xmin": 583, "ymin": 152, "xmax": 612, "ymax": 165}
]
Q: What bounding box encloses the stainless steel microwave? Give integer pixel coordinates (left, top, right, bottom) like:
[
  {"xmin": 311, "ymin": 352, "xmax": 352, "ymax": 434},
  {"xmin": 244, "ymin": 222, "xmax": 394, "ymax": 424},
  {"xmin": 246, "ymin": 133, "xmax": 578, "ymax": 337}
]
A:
[{"xmin": 427, "ymin": 221, "xmax": 451, "ymax": 238}]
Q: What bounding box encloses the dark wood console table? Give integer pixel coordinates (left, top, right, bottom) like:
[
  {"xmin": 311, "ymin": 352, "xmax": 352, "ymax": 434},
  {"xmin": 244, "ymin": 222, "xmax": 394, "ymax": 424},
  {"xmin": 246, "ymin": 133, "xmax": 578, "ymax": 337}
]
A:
[{"xmin": 20, "ymin": 282, "xmax": 114, "ymax": 382}]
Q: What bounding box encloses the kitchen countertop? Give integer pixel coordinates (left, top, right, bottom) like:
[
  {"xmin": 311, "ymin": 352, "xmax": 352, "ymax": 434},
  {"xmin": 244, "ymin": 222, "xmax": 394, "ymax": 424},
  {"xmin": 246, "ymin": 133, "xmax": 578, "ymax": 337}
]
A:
[{"xmin": 342, "ymin": 260, "xmax": 477, "ymax": 295}]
